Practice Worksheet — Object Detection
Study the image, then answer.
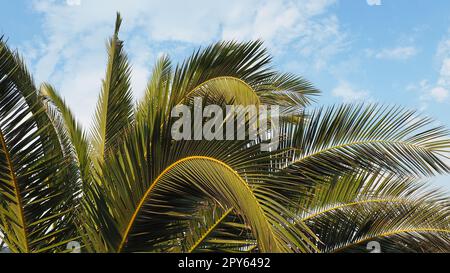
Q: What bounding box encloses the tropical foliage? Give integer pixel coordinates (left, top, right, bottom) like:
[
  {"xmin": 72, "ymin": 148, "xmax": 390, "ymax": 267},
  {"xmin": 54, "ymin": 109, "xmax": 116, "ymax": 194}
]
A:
[{"xmin": 0, "ymin": 14, "xmax": 449, "ymax": 253}]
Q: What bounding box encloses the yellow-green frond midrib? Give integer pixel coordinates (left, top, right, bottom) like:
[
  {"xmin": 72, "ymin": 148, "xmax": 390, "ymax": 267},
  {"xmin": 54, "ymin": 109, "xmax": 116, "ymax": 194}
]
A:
[
  {"xmin": 0, "ymin": 129, "xmax": 29, "ymax": 253},
  {"xmin": 117, "ymin": 156, "xmax": 280, "ymax": 253}
]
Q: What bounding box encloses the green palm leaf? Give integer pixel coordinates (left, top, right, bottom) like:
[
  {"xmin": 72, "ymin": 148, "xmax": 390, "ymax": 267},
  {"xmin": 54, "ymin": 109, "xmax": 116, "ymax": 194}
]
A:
[
  {"xmin": 86, "ymin": 124, "xmax": 317, "ymax": 253},
  {"xmin": 256, "ymin": 72, "xmax": 319, "ymax": 115},
  {"xmin": 136, "ymin": 55, "xmax": 172, "ymax": 128},
  {"xmin": 40, "ymin": 83, "xmax": 91, "ymax": 186},
  {"xmin": 82, "ymin": 99, "xmax": 318, "ymax": 252},
  {"xmin": 287, "ymin": 104, "xmax": 450, "ymax": 180},
  {"xmin": 2, "ymin": 14, "xmax": 450, "ymax": 254},
  {"xmin": 0, "ymin": 38, "xmax": 79, "ymax": 253},
  {"xmin": 299, "ymin": 172, "xmax": 450, "ymax": 253},
  {"xmin": 91, "ymin": 13, "xmax": 134, "ymax": 162},
  {"xmin": 167, "ymin": 40, "xmax": 318, "ymax": 111},
  {"xmin": 180, "ymin": 76, "xmax": 261, "ymax": 107},
  {"xmin": 182, "ymin": 205, "xmax": 255, "ymax": 253}
]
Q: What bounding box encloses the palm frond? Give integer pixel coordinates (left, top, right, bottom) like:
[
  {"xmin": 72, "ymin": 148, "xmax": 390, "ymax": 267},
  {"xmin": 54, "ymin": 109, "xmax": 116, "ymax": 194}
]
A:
[
  {"xmin": 91, "ymin": 13, "xmax": 134, "ymax": 162},
  {"xmin": 168, "ymin": 41, "xmax": 318, "ymax": 112},
  {"xmin": 298, "ymin": 171, "xmax": 450, "ymax": 253},
  {"xmin": 183, "ymin": 204, "xmax": 256, "ymax": 253},
  {"xmin": 136, "ymin": 55, "xmax": 172, "ymax": 128},
  {"xmin": 287, "ymin": 104, "xmax": 450, "ymax": 181},
  {"xmin": 170, "ymin": 40, "xmax": 271, "ymax": 105},
  {"xmin": 256, "ymin": 72, "xmax": 319, "ymax": 114},
  {"xmin": 40, "ymin": 83, "xmax": 91, "ymax": 186},
  {"xmin": 0, "ymin": 38, "xmax": 79, "ymax": 252},
  {"xmin": 180, "ymin": 76, "xmax": 261, "ymax": 107},
  {"xmin": 2, "ymin": 13, "xmax": 450, "ymax": 254},
  {"xmin": 82, "ymin": 108, "xmax": 318, "ymax": 253}
]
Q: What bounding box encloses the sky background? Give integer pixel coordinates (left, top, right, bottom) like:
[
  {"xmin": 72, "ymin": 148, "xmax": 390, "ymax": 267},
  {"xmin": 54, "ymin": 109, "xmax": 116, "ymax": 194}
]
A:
[{"xmin": 0, "ymin": 0, "xmax": 449, "ymax": 190}]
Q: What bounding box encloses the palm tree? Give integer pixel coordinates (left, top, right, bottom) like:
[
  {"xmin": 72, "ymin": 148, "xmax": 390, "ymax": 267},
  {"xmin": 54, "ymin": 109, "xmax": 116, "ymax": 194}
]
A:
[{"xmin": 0, "ymin": 13, "xmax": 449, "ymax": 253}]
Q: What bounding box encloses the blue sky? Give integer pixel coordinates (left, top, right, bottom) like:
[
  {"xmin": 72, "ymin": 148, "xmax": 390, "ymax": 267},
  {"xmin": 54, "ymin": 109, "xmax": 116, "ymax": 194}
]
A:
[{"xmin": 1, "ymin": 0, "xmax": 449, "ymax": 189}]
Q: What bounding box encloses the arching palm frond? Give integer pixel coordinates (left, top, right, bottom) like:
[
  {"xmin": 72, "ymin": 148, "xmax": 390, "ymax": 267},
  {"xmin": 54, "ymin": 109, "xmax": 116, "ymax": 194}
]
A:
[
  {"xmin": 181, "ymin": 76, "xmax": 262, "ymax": 107},
  {"xmin": 1, "ymin": 13, "xmax": 449, "ymax": 254},
  {"xmin": 149, "ymin": 40, "xmax": 320, "ymax": 115},
  {"xmin": 255, "ymin": 72, "xmax": 319, "ymax": 115},
  {"xmin": 40, "ymin": 83, "xmax": 91, "ymax": 186},
  {"xmin": 298, "ymin": 172, "xmax": 450, "ymax": 253},
  {"xmin": 136, "ymin": 55, "xmax": 172, "ymax": 128},
  {"xmin": 182, "ymin": 204, "xmax": 256, "ymax": 253},
  {"xmin": 0, "ymin": 43, "xmax": 63, "ymax": 162},
  {"xmin": 0, "ymin": 38, "xmax": 79, "ymax": 253},
  {"xmin": 91, "ymin": 13, "xmax": 134, "ymax": 162},
  {"xmin": 170, "ymin": 40, "xmax": 272, "ymax": 106},
  {"xmin": 287, "ymin": 104, "xmax": 450, "ymax": 181},
  {"xmin": 83, "ymin": 113, "xmax": 318, "ymax": 253}
]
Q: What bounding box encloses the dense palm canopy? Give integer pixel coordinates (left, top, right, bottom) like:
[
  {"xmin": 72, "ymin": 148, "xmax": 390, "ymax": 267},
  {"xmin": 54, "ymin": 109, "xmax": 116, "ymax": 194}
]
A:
[{"xmin": 0, "ymin": 14, "xmax": 449, "ymax": 253}]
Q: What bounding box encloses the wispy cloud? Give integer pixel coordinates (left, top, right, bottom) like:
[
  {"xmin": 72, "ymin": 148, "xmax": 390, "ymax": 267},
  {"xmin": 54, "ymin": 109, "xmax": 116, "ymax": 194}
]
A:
[
  {"xmin": 366, "ymin": 0, "xmax": 381, "ymax": 6},
  {"xmin": 25, "ymin": 0, "xmax": 341, "ymax": 126},
  {"xmin": 332, "ymin": 81, "xmax": 371, "ymax": 103},
  {"xmin": 66, "ymin": 0, "xmax": 81, "ymax": 6},
  {"xmin": 430, "ymin": 87, "xmax": 449, "ymax": 102},
  {"xmin": 367, "ymin": 46, "xmax": 418, "ymax": 60},
  {"xmin": 414, "ymin": 31, "xmax": 450, "ymax": 106},
  {"xmin": 406, "ymin": 36, "xmax": 450, "ymax": 107}
]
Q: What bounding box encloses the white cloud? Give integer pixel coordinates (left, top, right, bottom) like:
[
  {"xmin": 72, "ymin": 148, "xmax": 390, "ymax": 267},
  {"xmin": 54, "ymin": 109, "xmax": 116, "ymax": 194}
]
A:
[
  {"xmin": 26, "ymin": 0, "xmax": 341, "ymax": 127},
  {"xmin": 430, "ymin": 87, "xmax": 449, "ymax": 102},
  {"xmin": 416, "ymin": 32, "xmax": 450, "ymax": 105},
  {"xmin": 437, "ymin": 35, "xmax": 450, "ymax": 59},
  {"xmin": 66, "ymin": 0, "xmax": 81, "ymax": 6},
  {"xmin": 332, "ymin": 82, "xmax": 371, "ymax": 103},
  {"xmin": 438, "ymin": 58, "xmax": 450, "ymax": 86},
  {"xmin": 367, "ymin": 0, "xmax": 381, "ymax": 6},
  {"xmin": 407, "ymin": 79, "xmax": 448, "ymax": 107},
  {"xmin": 371, "ymin": 46, "xmax": 418, "ymax": 60}
]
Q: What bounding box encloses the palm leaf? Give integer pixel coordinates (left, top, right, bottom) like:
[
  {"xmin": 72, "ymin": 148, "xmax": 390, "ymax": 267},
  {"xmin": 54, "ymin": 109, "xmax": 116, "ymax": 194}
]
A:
[
  {"xmin": 40, "ymin": 83, "xmax": 91, "ymax": 186},
  {"xmin": 82, "ymin": 108, "xmax": 318, "ymax": 253},
  {"xmin": 167, "ymin": 40, "xmax": 318, "ymax": 113},
  {"xmin": 256, "ymin": 72, "xmax": 319, "ymax": 115},
  {"xmin": 180, "ymin": 76, "xmax": 261, "ymax": 107},
  {"xmin": 91, "ymin": 13, "xmax": 134, "ymax": 162},
  {"xmin": 287, "ymin": 104, "xmax": 450, "ymax": 181},
  {"xmin": 183, "ymin": 204, "xmax": 256, "ymax": 253},
  {"xmin": 298, "ymin": 171, "xmax": 450, "ymax": 253},
  {"xmin": 0, "ymin": 38, "xmax": 79, "ymax": 252},
  {"xmin": 2, "ymin": 13, "xmax": 450, "ymax": 254},
  {"xmin": 136, "ymin": 55, "xmax": 172, "ymax": 128}
]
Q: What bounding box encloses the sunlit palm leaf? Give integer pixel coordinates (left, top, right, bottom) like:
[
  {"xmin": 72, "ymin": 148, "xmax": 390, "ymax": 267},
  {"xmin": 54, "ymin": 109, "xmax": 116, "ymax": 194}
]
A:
[
  {"xmin": 91, "ymin": 13, "xmax": 134, "ymax": 162},
  {"xmin": 287, "ymin": 104, "xmax": 450, "ymax": 181},
  {"xmin": 298, "ymin": 171, "xmax": 450, "ymax": 253},
  {"xmin": 3, "ymin": 12, "xmax": 450, "ymax": 254},
  {"xmin": 136, "ymin": 55, "xmax": 172, "ymax": 128},
  {"xmin": 181, "ymin": 76, "xmax": 261, "ymax": 107},
  {"xmin": 256, "ymin": 72, "xmax": 319, "ymax": 114},
  {"xmin": 182, "ymin": 204, "xmax": 256, "ymax": 253},
  {"xmin": 40, "ymin": 83, "xmax": 91, "ymax": 186},
  {"xmin": 0, "ymin": 38, "xmax": 79, "ymax": 253},
  {"xmin": 168, "ymin": 40, "xmax": 318, "ymax": 112},
  {"xmin": 83, "ymin": 99, "xmax": 318, "ymax": 252}
]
